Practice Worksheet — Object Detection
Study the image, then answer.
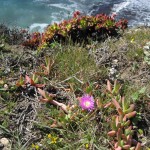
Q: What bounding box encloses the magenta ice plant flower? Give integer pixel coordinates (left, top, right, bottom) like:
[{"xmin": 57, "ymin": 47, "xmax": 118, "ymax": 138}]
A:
[{"xmin": 79, "ymin": 94, "xmax": 95, "ymax": 111}]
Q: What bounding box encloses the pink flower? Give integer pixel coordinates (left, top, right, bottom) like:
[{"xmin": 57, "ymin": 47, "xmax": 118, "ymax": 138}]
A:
[{"xmin": 79, "ymin": 94, "xmax": 95, "ymax": 111}]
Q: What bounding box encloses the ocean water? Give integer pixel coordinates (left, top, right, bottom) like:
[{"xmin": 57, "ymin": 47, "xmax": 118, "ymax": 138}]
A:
[{"xmin": 0, "ymin": 0, "xmax": 149, "ymax": 32}]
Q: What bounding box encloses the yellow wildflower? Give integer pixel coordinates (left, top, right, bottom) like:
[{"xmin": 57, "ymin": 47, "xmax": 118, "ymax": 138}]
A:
[
  {"xmin": 51, "ymin": 137, "xmax": 58, "ymax": 144},
  {"xmin": 31, "ymin": 143, "xmax": 39, "ymax": 150},
  {"xmin": 35, "ymin": 145, "xmax": 39, "ymax": 150},
  {"xmin": 130, "ymin": 38, "xmax": 134, "ymax": 43},
  {"xmin": 47, "ymin": 134, "xmax": 52, "ymax": 139},
  {"xmin": 85, "ymin": 143, "xmax": 89, "ymax": 149},
  {"xmin": 31, "ymin": 143, "xmax": 35, "ymax": 148}
]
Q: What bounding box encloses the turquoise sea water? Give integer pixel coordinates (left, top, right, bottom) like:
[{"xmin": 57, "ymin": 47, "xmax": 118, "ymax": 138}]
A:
[
  {"xmin": 0, "ymin": 0, "xmax": 149, "ymax": 32},
  {"xmin": 0, "ymin": 0, "xmax": 71, "ymax": 27},
  {"xmin": 0, "ymin": 0, "xmax": 100, "ymax": 31}
]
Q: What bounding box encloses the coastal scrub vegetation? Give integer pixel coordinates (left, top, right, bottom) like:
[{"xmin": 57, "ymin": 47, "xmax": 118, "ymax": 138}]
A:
[
  {"xmin": 23, "ymin": 12, "xmax": 127, "ymax": 50},
  {"xmin": 0, "ymin": 12, "xmax": 150, "ymax": 150}
]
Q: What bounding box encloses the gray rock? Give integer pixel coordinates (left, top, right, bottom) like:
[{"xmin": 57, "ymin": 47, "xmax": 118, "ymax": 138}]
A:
[
  {"xmin": 0, "ymin": 138, "xmax": 11, "ymax": 150},
  {"xmin": 0, "ymin": 143, "xmax": 4, "ymax": 149},
  {"xmin": 143, "ymin": 45, "xmax": 149, "ymax": 50},
  {"xmin": 0, "ymin": 138, "xmax": 9, "ymax": 146},
  {"xmin": 112, "ymin": 59, "xmax": 118, "ymax": 64}
]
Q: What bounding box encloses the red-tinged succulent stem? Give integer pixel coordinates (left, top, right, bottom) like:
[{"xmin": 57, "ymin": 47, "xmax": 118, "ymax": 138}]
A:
[
  {"xmin": 127, "ymin": 135, "xmax": 132, "ymax": 146},
  {"xmin": 50, "ymin": 100, "xmax": 68, "ymax": 113},
  {"xmin": 122, "ymin": 144, "xmax": 130, "ymax": 149},
  {"xmin": 112, "ymin": 99, "xmax": 121, "ymax": 109},
  {"xmin": 38, "ymin": 88, "xmax": 68, "ymax": 113},
  {"xmin": 135, "ymin": 142, "xmax": 141, "ymax": 150},
  {"xmin": 115, "ymin": 146, "xmax": 122, "ymax": 150},
  {"xmin": 25, "ymin": 75, "xmax": 35, "ymax": 85},
  {"xmin": 115, "ymin": 142, "xmax": 118, "ymax": 148},
  {"xmin": 117, "ymin": 108, "xmax": 124, "ymax": 117},
  {"xmin": 107, "ymin": 79, "xmax": 112, "ymax": 92},
  {"xmin": 123, "ymin": 115, "xmax": 127, "ymax": 122},
  {"xmin": 125, "ymin": 111, "xmax": 136, "ymax": 119},
  {"xmin": 104, "ymin": 102, "xmax": 112, "ymax": 108},
  {"xmin": 116, "ymin": 116, "xmax": 119, "ymax": 127},
  {"xmin": 117, "ymin": 128, "xmax": 122, "ymax": 146},
  {"xmin": 107, "ymin": 130, "xmax": 116, "ymax": 137}
]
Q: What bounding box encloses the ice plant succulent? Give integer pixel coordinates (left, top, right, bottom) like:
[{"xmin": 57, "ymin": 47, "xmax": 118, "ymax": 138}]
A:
[
  {"xmin": 80, "ymin": 94, "xmax": 95, "ymax": 111},
  {"xmin": 105, "ymin": 80, "xmax": 141, "ymax": 150},
  {"xmin": 16, "ymin": 74, "xmax": 45, "ymax": 88},
  {"xmin": 23, "ymin": 12, "xmax": 128, "ymax": 50}
]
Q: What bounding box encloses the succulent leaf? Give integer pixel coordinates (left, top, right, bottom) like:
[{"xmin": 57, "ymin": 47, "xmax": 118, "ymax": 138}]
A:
[
  {"xmin": 107, "ymin": 80, "xmax": 112, "ymax": 92},
  {"xmin": 124, "ymin": 104, "xmax": 135, "ymax": 114},
  {"xmin": 108, "ymin": 130, "xmax": 116, "ymax": 137},
  {"xmin": 135, "ymin": 142, "xmax": 141, "ymax": 150},
  {"xmin": 122, "ymin": 145, "xmax": 131, "ymax": 149},
  {"xmin": 126, "ymin": 111, "xmax": 136, "ymax": 119}
]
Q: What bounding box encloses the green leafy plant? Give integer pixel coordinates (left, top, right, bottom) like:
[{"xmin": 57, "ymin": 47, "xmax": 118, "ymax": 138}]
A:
[
  {"xmin": 105, "ymin": 80, "xmax": 141, "ymax": 150},
  {"xmin": 131, "ymin": 87, "xmax": 146, "ymax": 102}
]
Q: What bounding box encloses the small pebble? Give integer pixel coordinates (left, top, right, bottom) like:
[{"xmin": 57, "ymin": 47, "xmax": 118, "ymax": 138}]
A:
[
  {"xmin": 112, "ymin": 59, "xmax": 118, "ymax": 63},
  {"xmin": 0, "ymin": 138, "xmax": 9, "ymax": 146},
  {"xmin": 0, "ymin": 143, "xmax": 4, "ymax": 148},
  {"xmin": 109, "ymin": 68, "xmax": 117, "ymax": 74},
  {"xmin": 144, "ymin": 51, "xmax": 150, "ymax": 56},
  {"xmin": 143, "ymin": 46, "xmax": 149, "ymax": 50}
]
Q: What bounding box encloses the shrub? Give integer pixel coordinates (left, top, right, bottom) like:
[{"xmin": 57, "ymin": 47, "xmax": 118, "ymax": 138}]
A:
[{"xmin": 23, "ymin": 12, "xmax": 128, "ymax": 49}]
